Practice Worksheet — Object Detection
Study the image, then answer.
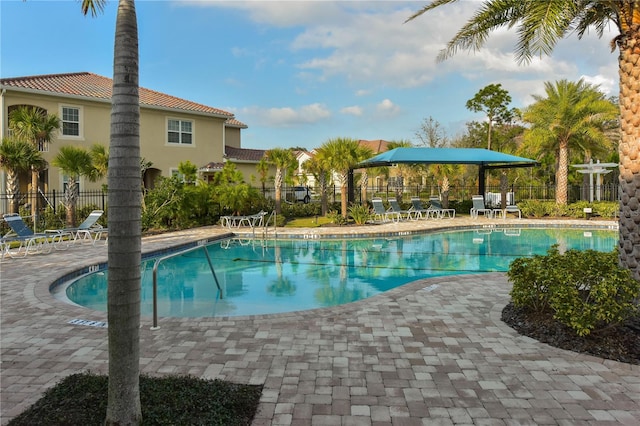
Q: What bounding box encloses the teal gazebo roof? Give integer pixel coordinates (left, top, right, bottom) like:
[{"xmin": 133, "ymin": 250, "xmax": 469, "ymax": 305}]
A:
[
  {"xmin": 356, "ymin": 147, "xmax": 537, "ymax": 168},
  {"xmin": 354, "ymin": 147, "xmax": 537, "ymax": 197}
]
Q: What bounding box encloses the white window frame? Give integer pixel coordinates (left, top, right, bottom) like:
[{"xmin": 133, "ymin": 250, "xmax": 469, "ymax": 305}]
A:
[
  {"xmin": 59, "ymin": 105, "xmax": 83, "ymax": 140},
  {"xmin": 166, "ymin": 118, "xmax": 194, "ymax": 146}
]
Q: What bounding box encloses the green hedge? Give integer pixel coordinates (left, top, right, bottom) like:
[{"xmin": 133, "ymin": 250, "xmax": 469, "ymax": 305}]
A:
[{"xmin": 507, "ymin": 246, "xmax": 639, "ymax": 336}]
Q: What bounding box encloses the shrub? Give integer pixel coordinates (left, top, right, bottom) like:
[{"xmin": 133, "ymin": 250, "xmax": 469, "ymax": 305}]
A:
[
  {"xmin": 348, "ymin": 204, "xmax": 371, "ymax": 225},
  {"xmin": 508, "ymin": 246, "xmax": 640, "ymax": 336},
  {"xmin": 327, "ymin": 209, "xmax": 348, "ymax": 225}
]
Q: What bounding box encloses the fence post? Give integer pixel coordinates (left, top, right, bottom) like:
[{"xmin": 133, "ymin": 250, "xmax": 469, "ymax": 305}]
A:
[{"xmin": 52, "ymin": 189, "xmax": 56, "ymax": 212}]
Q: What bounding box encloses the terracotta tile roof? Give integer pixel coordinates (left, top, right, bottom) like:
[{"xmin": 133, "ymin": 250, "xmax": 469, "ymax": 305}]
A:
[
  {"xmin": 1, "ymin": 72, "xmax": 234, "ymax": 118},
  {"xmin": 358, "ymin": 139, "xmax": 390, "ymax": 154},
  {"xmin": 225, "ymin": 118, "xmax": 248, "ymax": 128},
  {"xmin": 199, "ymin": 162, "xmax": 225, "ymax": 172},
  {"xmin": 225, "ymin": 146, "xmax": 266, "ymax": 163}
]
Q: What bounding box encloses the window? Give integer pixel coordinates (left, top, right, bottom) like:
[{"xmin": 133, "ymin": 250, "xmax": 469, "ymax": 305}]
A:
[
  {"xmin": 61, "ymin": 106, "xmax": 81, "ymax": 137},
  {"xmin": 167, "ymin": 119, "xmax": 193, "ymax": 145}
]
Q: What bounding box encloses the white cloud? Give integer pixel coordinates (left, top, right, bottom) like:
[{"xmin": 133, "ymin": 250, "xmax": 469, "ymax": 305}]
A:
[
  {"xmin": 240, "ymin": 103, "xmax": 332, "ymax": 127},
  {"xmin": 340, "ymin": 105, "xmax": 363, "ymax": 116},
  {"xmin": 376, "ymin": 99, "xmax": 400, "ymax": 115}
]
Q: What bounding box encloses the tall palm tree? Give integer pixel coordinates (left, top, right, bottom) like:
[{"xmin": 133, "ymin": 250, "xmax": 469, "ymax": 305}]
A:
[
  {"xmin": 386, "ymin": 140, "xmax": 414, "ymax": 202},
  {"xmin": 0, "ymin": 138, "xmax": 45, "ymax": 213},
  {"xmin": 266, "ymin": 147, "xmax": 297, "ymax": 214},
  {"xmin": 318, "ymin": 137, "xmax": 361, "ymax": 218},
  {"xmin": 405, "ymin": 0, "xmax": 640, "ymax": 278},
  {"xmin": 52, "ymin": 145, "xmax": 101, "ymax": 227},
  {"xmin": 81, "ymin": 0, "xmax": 143, "ymax": 423},
  {"xmin": 521, "ymin": 79, "xmax": 618, "ymax": 205},
  {"xmin": 8, "ymin": 106, "xmax": 60, "ymax": 222}
]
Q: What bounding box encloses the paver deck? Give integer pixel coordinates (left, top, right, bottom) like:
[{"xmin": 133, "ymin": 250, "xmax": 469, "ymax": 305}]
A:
[{"xmin": 1, "ymin": 217, "xmax": 638, "ymax": 425}]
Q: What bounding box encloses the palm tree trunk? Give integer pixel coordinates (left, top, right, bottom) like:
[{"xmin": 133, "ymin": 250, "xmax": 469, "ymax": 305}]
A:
[
  {"xmin": 274, "ymin": 169, "xmax": 283, "ymax": 214},
  {"xmin": 618, "ymin": 32, "xmax": 640, "ymax": 281},
  {"xmin": 556, "ymin": 139, "xmax": 569, "ymax": 205},
  {"xmin": 7, "ymin": 172, "xmax": 19, "ymax": 214},
  {"xmin": 105, "ymin": 1, "xmax": 142, "ymax": 424},
  {"xmin": 31, "ymin": 168, "xmax": 38, "ymax": 225}
]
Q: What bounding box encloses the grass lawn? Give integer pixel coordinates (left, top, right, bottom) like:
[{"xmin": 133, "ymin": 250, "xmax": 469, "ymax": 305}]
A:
[
  {"xmin": 8, "ymin": 372, "xmax": 262, "ymax": 426},
  {"xmin": 284, "ymin": 216, "xmax": 333, "ymax": 227}
]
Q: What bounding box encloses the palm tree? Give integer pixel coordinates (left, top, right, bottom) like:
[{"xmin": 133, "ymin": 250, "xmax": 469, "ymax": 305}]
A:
[
  {"xmin": 302, "ymin": 152, "xmax": 331, "ymax": 216},
  {"xmin": 8, "ymin": 106, "xmax": 60, "ymax": 222},
  {"xmin": 405, "ymin": 0, "xmax": 640, "ymax": 278},
  {"xmin": 317, "ymin": 137, "xmax": 361, "ymax": 218},
  {"xmin": 80, "ymin": 0, "xmax": 143, "ymax": 423},
  {"xmin": 52, "ymin": 145, "xmax": 101, "ymax": 227},
  {"xmin": 266, "ymin": 147, "xmax": 297, "ymax": 214},
  {"xmin": 521, "ymin": 79, "xmax": 618, "ymax": 205},
  {"xmin": 355, "ymin": 144, "xmax": 374, "ymax": 203},
  {"xmin": 0, "ymin": 138, "xmax": 46, "ymax": 213}
]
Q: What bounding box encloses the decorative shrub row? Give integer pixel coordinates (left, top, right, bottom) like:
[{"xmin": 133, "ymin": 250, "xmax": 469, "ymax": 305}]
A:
[
  {"xmin": 517, "ymin": 200, "xmax": 618, "ymax": 218},
  {"xmin": 507, "ymin": 246, "xmax": 639, "ymax": 336}
]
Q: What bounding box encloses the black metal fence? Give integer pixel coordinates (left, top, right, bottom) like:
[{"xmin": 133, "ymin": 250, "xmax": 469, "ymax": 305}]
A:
[
  {"xmin": 0, "ymin": 189, "xmax": 107, "ymax": 215},
  {"xmin": 0, "ymin": 183, "xmax": 619, "ymax": 215}
]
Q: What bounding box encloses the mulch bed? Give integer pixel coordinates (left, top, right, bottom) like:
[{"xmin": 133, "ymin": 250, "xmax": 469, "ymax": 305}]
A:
[{"xmin": 501, "ymin": 303, "xmax": 640, "ymax": 365}]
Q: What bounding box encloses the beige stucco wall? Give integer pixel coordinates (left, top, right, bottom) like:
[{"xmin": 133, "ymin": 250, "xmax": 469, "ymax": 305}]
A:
[
  {"xmin": 225, "ymin": 127, "xmax": 242, "ymax": 148},
  {"xmin": 2, "ymin": 89, "xmax": 228, "ymax": 192}
]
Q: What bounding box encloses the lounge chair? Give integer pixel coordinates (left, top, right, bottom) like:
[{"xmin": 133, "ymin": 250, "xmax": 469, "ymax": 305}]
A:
[
  {"xmin": 427, "ymin": 196, "xmax": 456, "ymax": 218},
  {"xmin": 46, "ymin": 210, "xmax": 106, "ymax": 243},
  {"xmin": 388, "ymin": 199, "xmax": 418, "ymax": 220},
  {"xmin": 220, "ymin": 210, "xmax": 267, "ymax": 229},
  {"xmin": 2, "ymin": 214, "xmax": 70, "ymax": 257},
  {"xmin": 371, "ymin": 198, "xmax": 401, "ymax": 223},
  {"xmin": 493, "ymin": 204, "xmax": 522, "ymax": 219},
  {"xmin": 409, "ymin": 197, "xmax": 438, "ymax": 219},
  {"xmin": 470, "ymin": 195, "xmax": 493, "ymax": 219}
]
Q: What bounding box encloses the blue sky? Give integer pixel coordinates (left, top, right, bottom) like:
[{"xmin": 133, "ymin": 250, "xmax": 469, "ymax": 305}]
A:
[{"xmin": 1, "ymin": 1, "xmax": 619, "ymax": 151}]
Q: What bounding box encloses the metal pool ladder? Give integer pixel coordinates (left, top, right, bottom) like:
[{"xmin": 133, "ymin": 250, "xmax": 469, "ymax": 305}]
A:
[{"xmin": 151, "ymin": 241, "xmax": 222, "ymax": 330}]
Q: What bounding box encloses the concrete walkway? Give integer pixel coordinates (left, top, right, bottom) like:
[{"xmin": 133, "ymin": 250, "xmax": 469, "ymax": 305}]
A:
[{"xmin": 1, "ymin": 217, "xmax": 638, "ymax": 425}]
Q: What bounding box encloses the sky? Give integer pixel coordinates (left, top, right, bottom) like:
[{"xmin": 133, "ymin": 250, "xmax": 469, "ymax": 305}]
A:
[{"xmin": 1, "ymin": 0, "xmax": 620, "ymax": 151}]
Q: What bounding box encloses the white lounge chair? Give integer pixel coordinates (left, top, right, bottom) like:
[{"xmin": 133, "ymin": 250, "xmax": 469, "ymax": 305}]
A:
[
  {"xmin": 470, "ymin": 195, "xmax": 493, "ymax": 219},
  {"xmin": 409, "ymin": 197, "xmax": 438, "ymax": 220},
  {"xmin": 372, "ymin": 198, "xmax": 401, "ymax": 223},
  {"xmin": 388, "ymin": 199, "xmax": 418, "ymax": 220},
  {"xmin": 427, "ymin": 197, "xmax": 456, "ymax": 218}
]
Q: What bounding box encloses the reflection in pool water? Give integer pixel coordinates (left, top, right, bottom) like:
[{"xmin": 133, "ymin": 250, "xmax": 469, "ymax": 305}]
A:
[{"xmin": 62, "ymin": 227, "xmax": 617, "ymax": 317}]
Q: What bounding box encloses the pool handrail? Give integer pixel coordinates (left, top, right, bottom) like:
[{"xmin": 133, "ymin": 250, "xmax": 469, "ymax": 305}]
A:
[{"xmin": 151, "ymin": 241, "xmax": 222, "ymax": 329}]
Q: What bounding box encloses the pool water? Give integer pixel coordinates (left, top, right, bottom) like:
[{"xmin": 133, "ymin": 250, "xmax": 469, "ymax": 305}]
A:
[{"xmin": 63, "ymin": 227, "xmax": 617, "ymax": 317}]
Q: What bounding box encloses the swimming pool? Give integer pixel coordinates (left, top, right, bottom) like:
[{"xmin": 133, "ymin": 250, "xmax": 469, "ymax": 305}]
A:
[{"xmin": 60, "ymin": 227, "xmax": 617, "ymax": 318}]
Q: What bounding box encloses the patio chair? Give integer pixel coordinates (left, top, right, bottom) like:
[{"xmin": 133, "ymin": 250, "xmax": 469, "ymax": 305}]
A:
[
  {"xmin": 493, "ymin": 204, "xmax": 522, "ymax": 219},
  {"xmin": 388, "ymin": 199, "xmax": 418, "ymax": 220},
  {"xmin": 371, "ymin": 198, "xmax": 401, "ymax": 223},
  {"xmin": 46, "ymin": 210, "xmax": 105, "ymax": 243},
  {"xmin": 221, "ymin": 210, "xmax": 267, "ymax": 229},
  {"xmin": 409, "ymin": 197, "xmax": 438, "ymax": 220},
  {"xmin": 427, "ymin": 197, "xmax": 456, "ymax": 219},
  {"xmin": 470, "ymin": 195, "xmax": 493, "ymax": 219},
  {"xmin": 2, "ymin": 214, "xmax": 70, "ymax": 257}
]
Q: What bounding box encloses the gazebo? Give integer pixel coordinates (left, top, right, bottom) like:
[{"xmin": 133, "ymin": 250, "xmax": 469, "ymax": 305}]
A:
[{"xmin": 354, "ymin": 147, "xmax": 537, "ymax": 198}]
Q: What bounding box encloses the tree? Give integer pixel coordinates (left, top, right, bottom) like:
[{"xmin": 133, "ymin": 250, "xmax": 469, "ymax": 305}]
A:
[
  {"xmin": 521, "ymin": 79, "xmax": 618, "ymax": 205},
  {"xmin": 405, "ymin": 0, "xmax": 640, "ymax": 279},
  {"xmin": 415, "ymin": 116, "xmax": 448, "ymax": 147},
  {"xmin": 8, "ymin": 106, "xmax": 60, "ymax": 223},
  {"xmin": 0, "ymin": 138, "xmax": 45, "ymax": 213},
  {"xmin": 317, "ymin": 138, "xmax": 362, "ymax": 218},
  {"xmin": 255, "ymin": 156, "xmax": 270, "ymax": 195},
  {"xmin": 266, "ymin": 148, "xmax": 297, "ymax": 214},
  {"xmin": 52, "ymin": 145, "xmax": 103, "ymax": 227},
  {"xmin": 302, "ymin": 152, "xmax": 331, "ymax": 216},
  {"xmin": 465, "ymin": 84, "xmax": 516, "ymax": 151},
  {"xmin": 80, "ymin": 0, "xmax": 143, "ymax": 423},
  {"xmin": 355, "ymin": 144, "xmax": 374, "ymax": 204}
]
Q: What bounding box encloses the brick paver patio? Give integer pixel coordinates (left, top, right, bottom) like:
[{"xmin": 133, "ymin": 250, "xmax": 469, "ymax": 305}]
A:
[{"xmin": 1, "ymin": 217, "xmax": 638, "ymax": 425}]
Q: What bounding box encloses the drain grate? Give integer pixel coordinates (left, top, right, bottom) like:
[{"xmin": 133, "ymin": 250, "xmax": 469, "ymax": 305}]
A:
[{"xmin": 69, "ymin": 318, "xmax": 108, "ymax": 328}]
